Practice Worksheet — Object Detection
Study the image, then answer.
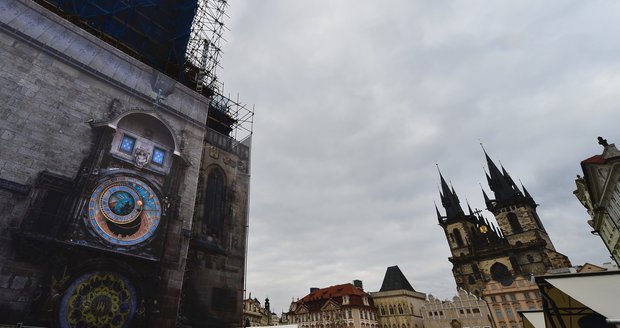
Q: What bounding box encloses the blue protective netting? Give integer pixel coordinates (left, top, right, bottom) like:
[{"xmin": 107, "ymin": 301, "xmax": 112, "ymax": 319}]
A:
[{"xmin": 46, "ymin": 0, "xmax": 198, "ymax": 78}]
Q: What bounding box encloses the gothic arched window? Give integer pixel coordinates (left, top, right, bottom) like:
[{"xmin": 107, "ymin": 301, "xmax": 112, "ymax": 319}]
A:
[
  {"xmin": 204, "ymin": 167, "xmax": 226, "ymax": 238},
  {"xmin": 453, "ymin": 229, "xmax": 464, "ymax": 246},
  {"xmin": 507, "ymin": 212, "xmax": 522, "ymax": 233}
]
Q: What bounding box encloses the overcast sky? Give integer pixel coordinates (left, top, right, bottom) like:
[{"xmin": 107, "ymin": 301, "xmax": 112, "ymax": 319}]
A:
[{"xmin": 217, "ymin": 1, "xmax": 619, "ymax": 313}]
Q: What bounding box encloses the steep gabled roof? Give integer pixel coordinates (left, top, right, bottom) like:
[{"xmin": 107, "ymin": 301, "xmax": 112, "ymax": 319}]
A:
[{"xmin": 379, "ymin": 266, "xmax": 415, "ymax": 292}]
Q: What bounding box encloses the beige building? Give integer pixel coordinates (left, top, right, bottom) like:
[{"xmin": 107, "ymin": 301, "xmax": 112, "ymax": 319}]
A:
[
  {"xmin": 482, "ymin": 275, "xmax": 542, "ymax": 328},
  {"xmin": 286, "ymin": 281, "xmax": 378, "ymax": 328},
  {"xmin": 421, "ymin": 289, "xmax": 493, "ymax": 328},
  {"xmin": 574, "ymin": 137, "xmax": 620, "ymax": 265},
  {"xmin": 370, "ymin": 266, "xmax": 426, "ymax": 328},
  {"xmin": 244, "ymin": 296, "xmax": 276, "ymax": 326}
]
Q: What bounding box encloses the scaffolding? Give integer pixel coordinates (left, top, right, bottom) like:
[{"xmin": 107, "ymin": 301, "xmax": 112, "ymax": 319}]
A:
[
  {"xmin": 187, "ymin": 0, "xmax": 254, "ymax": 144},
  {"xmin": 185, "ymin": 0, "xmax": 229, "ymax": 95},
  {"xmin": 35, "ymin": 0, "xmax": 253, "ymax": 142}
]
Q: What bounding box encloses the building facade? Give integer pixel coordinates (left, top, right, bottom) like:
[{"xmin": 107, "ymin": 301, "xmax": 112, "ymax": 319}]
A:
[
  {"xmin": 0, "ymin": 1, "xmax": 251, "ymax": 327},
  {"xmin": 287, "ymin": 282, "xmax": 379, "ymax": 328},
  {"xmin": 481, "ymin": 275, "xmax": 542, "ymax": 328},
  {"xmin": 574, "ymin": 137, "xmax": 620, "ymax": 265},
  {"xmin": 370, "ymin": 266, "xmax": 426, "ymax": 328},
  {"xmin": 421, "ymin": 289, "xmax": 493, "ymax": 328},
  {"xmin": 244, "ymin": 297, "xmax": 275, "ymax": 326}
]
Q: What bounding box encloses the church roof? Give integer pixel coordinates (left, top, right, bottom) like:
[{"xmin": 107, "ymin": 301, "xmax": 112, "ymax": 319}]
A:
[{"xmin": 379, "ymin": 266, "xmax": 416, "ymax": 292}]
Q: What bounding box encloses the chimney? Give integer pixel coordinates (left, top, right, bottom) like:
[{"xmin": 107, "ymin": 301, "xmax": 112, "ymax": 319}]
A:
[
  {"xmin": 310, "ymin": 287, "xmax": 319, "ymax": 293},
  {"xmin": 353, "ymin": 280, "xmax": 363, "ymax": 290}
]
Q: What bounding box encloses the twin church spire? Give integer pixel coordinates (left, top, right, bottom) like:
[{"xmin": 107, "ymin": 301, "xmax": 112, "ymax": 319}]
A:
[
  {"xmin": 435, "ymin": 149, "xmax": 535, "ymax": 227},
  {"xmin": 435, "ymin": 148, "xmax": 572, "ymax": 295}
]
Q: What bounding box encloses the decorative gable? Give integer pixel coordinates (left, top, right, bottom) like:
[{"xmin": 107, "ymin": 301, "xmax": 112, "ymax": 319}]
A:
[
  {"xmin": 320, "ymin": 299, "xmax": 340, "ymax": 312},
  {"xmin": 295, "ymin": 304, "xmax": 309, "ymax": 314}
]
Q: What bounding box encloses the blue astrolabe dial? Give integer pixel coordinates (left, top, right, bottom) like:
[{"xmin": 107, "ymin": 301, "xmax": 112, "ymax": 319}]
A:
[{"xmin": 87, "ymin": 176, "xmax": 161, "ymax": 246}]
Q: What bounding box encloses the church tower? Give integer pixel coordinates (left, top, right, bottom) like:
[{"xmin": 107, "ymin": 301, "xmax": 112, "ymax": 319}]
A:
[
  {"xmin": 436, "ymin": 151, "xmax": 571, "ymax": 297},
  {"xmin": 481, "ymin": 150, "xmax": 571, "ymax": 274},
  {"xmin": 436, "ymin": 169, "xmax": 505, "ymax": 296}
]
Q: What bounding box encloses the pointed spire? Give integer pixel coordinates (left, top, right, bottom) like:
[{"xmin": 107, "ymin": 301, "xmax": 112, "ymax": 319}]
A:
[
  {"xmin": 481, "ymin": 148, "xmax": 521, "ymax": 204},
  {"xmin": 437, "ymin": 165, "xmax": 464, "ymax": 220},
  {"xmin": 522, "ymin": 183, "xmax": 533, "ymax": 199},
  {"xmin": 481, "ymin": 185, "xmax": 493, "ymax": 209},
  {"xmin": 435, "ymin": 202, "xmax": 443, "ymax": 225},
  {"xmin": 501, "ymin": 165, "xmax": 521, "ymax": 193},
  {"xmin": 467, "ymin": 201, "xmax": 474, "ymax": 216}
]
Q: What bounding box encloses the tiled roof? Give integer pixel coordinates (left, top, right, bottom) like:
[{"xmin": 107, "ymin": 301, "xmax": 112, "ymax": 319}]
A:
[
  {"xmin": 291, "ymin": 283, "xmax": 374, "ymax": 313},
  {"xmin": 301, "ymin": 283, "xmax": 367, "ymax": 302},
  {"xmin": 582, "ymin": 155, "xmax": 605, "ymax": 164}
]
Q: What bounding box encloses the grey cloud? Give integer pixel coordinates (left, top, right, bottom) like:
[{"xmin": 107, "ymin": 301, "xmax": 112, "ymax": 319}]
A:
[{"xmin": 220, "ymin": 1, "xmax": 618, "ymax": 312}]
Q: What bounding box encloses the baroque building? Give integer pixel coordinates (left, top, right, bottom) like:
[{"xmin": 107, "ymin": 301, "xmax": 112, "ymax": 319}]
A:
[
  {"xmin": 243, "ymin": 296, "xmax": 276, "ymax": 327},
  {"xmin": 482, "ymin": 275, "xmax": 541, "ymax": 328},
  {"xmin": 369, "ymin": 266, "xmax": 426, "ymax": 328},
  {"xmin": 286, "ymin": 282, "xmax": 379, "ymax": 328},
  {"xmin": 0, "ymin": 1, "xmax": 252, "ymax": 327},
  {"xmin": 574, "ymin": 137, "xmax": 620, "ymax": 265}
]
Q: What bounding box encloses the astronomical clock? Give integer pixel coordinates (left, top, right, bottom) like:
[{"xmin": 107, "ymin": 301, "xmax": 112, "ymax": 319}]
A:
[
  {"xmin": 54, "ymin": 111, "xmax": 180, "ymax": 327},
  {"xmin": 86, "ymin": 175, "xmax": 162, "ymax": 247}
]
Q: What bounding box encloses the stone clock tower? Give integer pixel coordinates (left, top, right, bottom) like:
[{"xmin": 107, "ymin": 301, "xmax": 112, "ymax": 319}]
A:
[
  {"xmin": 0, "ymin": 1, "xmax": 252, "ymax": 327},
  {"xmin": 436, "ymin": 151, "xmax": 571, "ymax": 296}
]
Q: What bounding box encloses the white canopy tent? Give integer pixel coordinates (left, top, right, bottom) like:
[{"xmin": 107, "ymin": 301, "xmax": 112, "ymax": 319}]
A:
[
  {"xmin": 543, "ymin": 272, "xmax": 620, "ymax": 322},
  {"xmin": 519, "ymin": 310, "xmax": 545, "ymax": 328},
  {"xmin": 536, "ymin": 271, "xmax": 620, "ymax": 327}
]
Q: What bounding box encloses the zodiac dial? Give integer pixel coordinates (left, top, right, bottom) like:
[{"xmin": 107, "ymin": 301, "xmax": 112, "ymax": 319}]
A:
[
  {"xmin": 87, "ymin": 176, "xmax": 161, "ymax": 246},
  {"xmin": 58, "ymin": 271, "xmax": 137, "ymax": 328}
]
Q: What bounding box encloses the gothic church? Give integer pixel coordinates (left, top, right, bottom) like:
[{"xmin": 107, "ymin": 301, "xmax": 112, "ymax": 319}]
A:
[{"xmin": 436, "ymin": 151, "xmax": 571, "ymax": 296}]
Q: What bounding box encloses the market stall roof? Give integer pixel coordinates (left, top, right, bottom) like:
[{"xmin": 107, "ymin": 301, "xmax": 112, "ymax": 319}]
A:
[
  {"xmin": 519, "ymin": 310, "xmax": 545, "ymax": 328},
  {"xmin": 540, "ymin": 271, "xmax": 620, "ymax": 321}
]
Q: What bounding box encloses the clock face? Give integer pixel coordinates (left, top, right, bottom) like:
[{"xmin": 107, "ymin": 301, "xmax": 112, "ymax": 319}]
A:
[
  {"xmin": 479, "ymin": 225, "xmax": 488, "ymax": 234},
  {"xmin": 58, "ymin": 271, "xmax": 137, "ymax": 328},
  {"xmin": 87, "ymin": 176, "xmax": 161, "ymax": 246}
]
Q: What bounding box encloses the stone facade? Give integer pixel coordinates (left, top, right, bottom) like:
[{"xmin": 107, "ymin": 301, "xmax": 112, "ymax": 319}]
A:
[
  {"xmin": 0, "ymin": 1, "xmax": 250, "ymax": 327},
  {"xmin": 370, "ymin": 266, "xmax": 426, "ymax": 328},
  {"xmin": 421, "ymin": 289, "xmax": 493, "ymax": 328},
  {"xmin": 574, "ymin": 139, "xmax": 620, "ymax": 266}
]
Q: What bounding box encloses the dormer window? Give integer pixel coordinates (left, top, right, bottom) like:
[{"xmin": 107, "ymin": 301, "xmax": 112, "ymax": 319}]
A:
[
  {"xmin": 342, "ymin": 295, "xmax": 349, "ymax": 305},
  {"xmin": 120, "ymin": 134, "xmax": 136, "ymax": 154},
  {"xmin": 152, "ymin": 147, "xmax": 166, "ymax": 166}
]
